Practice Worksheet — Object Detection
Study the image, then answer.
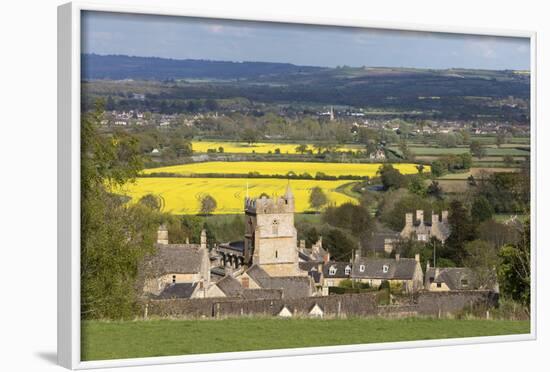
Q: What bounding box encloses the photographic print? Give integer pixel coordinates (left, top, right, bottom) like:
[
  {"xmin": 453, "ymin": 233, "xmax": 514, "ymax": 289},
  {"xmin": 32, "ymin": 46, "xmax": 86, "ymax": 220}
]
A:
[{"xmin": 78, "ymin": 10, "xmax": 532, "ymax": 362}]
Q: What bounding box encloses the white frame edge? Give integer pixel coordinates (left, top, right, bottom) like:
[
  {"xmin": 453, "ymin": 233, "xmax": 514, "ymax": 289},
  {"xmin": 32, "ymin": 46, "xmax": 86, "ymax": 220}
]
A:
[{"xmin": 57, "ymin": 1, "xmax": 537, "ymax": 370}]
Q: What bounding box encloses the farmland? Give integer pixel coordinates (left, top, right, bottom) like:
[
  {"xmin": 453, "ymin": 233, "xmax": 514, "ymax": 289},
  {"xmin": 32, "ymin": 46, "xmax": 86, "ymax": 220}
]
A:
[
  {"xmin": 192, "ymin": 141, "xmax": 361, "ymax": 154},
  {"xmin": 143, "ymin": 161, "xmax": 426, "ymax": 178},
  {"xmin": 81, "ymin": 318, "xmax": 530, "ymax": 361},
  {"xmin": 116, "ymin": 177, "xmax": 357, "ymax": 214}
]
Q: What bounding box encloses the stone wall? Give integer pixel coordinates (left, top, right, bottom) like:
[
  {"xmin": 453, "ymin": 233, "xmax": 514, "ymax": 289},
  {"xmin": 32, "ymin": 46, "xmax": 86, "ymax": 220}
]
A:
[{"xmin": 145, "ymin": 291, "xmax": 497, "ymax": 319}]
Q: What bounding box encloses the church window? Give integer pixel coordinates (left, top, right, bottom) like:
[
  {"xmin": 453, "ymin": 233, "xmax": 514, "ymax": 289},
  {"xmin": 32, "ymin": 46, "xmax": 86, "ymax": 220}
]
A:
[
  {"xmin": 172, "ymin": 275, "xmax": 176, "ymax": 284},
  {"xmin": 272, "ymin": 219, "xmax": 279, "ymax": 234},
  {"xmin": 275, "ymin": 250, "xmax": 278, "ymax": 259}
]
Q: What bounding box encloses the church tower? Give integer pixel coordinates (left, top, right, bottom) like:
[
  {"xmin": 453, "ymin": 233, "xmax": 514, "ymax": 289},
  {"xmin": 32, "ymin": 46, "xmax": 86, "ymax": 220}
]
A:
[{"xmin": 243, "ymin": 184, "xmax": 302, "ymax": 276}]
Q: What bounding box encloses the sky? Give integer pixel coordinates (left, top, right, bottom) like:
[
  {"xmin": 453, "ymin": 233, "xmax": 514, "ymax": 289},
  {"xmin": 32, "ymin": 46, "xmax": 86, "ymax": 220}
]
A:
[{"xmin": 82, "ymin": 11, "xmax": 530, "ymax": 70}]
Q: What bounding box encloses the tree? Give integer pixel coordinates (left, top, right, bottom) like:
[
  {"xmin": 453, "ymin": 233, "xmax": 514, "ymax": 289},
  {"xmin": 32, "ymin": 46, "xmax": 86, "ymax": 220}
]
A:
[
  {"xmin": 322, "ymin": 203, "xmax": 374, "ymax": 238},
  {"xmin": 471, "ymin": 196, "xmax": 493, "ymax": 223},
  {"xmin": 416, "ymin": 164, "xmax": 425, "ymax": 174},
  {"xmin": 445, "ymin": 200, "xmax": 477, "ymax": 264},
  {"xmin": 309, "ymin": 186, "xmax": 328, "ymax": 211},
  {"xmin": 496, "ymin": 132, "xmax": 506, "ymax": 148},
  {"xmin": 138, "ymin": 194, "xmax": 161, "ymax": 211},
  {"xmin": 469, "ymin": 141, "xmax": 487, "ymax": 159},
  {"xmin": 464, "ymin": 239, "xmax": 498, "ymax": 289},
  {"xmin": 503, "ymin": 154, "xmax": 515, "ymax": 166},
  {"xmin": 378, "ymin": 164, "xmax": 406, "ymax": 190},
  {"xmin": 199, "ymin": 194, "xmax": 217, "ymax": 215},
  {"xmin": 426, "ymin": 180, "xmax": 443, "ymax": 199},
  {"xmin": 241, "ymin": 128, "xmax": 258, "ymax": 145},
  {"xmin": 498, "ymin": 219, "xmax": 530, "ymax": 307},
  {"xmin": 430, "ymin": 160, "xmax": 445, "ymax": 178},
  {"xmin": 321, "ymin": 227, "xmax": 356, "ymax": 260},
  {"xmin": 407, "ymin": 176, "xmax": 426, "ymax": 197},
  {"xmin": 295, "ymin": 144, "xmax": 308, "ymax": 154},
  {"xmin": 81, "ymin": 100, "xmax": 156, "ymax": 320}
]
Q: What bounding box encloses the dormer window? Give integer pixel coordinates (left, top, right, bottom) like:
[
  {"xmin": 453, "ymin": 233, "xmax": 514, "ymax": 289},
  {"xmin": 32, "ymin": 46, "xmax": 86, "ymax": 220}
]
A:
[
  {"xmin": 329, "ymin": 265, "xmax": 337, "ymax": 276},
  {"xmin": 359, "ymin": 264, "xmax": 365, "ymax": 272},
  {"xmin": 461, "ymin": 279, "xmax": 469, "ymax": 287},
  {"xmin": 345, "ymin": 265, "xmax": 351, "ymax": 275},
  {"xmin": 382, "ymin": 265, "xmax": 389, "ymax": 273}
]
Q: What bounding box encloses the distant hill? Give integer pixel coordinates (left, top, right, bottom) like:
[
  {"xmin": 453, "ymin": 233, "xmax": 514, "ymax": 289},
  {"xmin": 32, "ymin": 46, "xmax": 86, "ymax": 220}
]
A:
[{"xmin": 82, "ymin": 54, "xmax": 326, "ymax": 80}]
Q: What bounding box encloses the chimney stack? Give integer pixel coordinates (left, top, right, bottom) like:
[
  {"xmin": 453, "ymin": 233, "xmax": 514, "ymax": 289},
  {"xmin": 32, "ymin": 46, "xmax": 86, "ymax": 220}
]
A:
[
  {"xmin": 441, "ymin": 210, "xmax": 449, "ymax": 223},
  {"xmin": 157, "ymin": 224, "xmax": 169, "ymax": 245},
  {"xmin": 416, "ymin": 210, "xmax": 424, "ymax": 225},
  {"xmin": 432, "ymin": 212, "xmax": 439, "ymax": 225},
  {"xmin": 405, "ymin": 213, "xmax": 413, "ymax": 226},
  {"xmin": 426, "ymin": 260, "xmax": 430, "ymax": 271},
  {"xmin": 395, "ymin": 253, "xmax": 400, "ymax": 261},
  {"xmin": 200, "ymin": 229, "xmax": 207, "ymax": 250},
  {"xmin": 415, "ymin": 253, "xmax": 420, "ymax": 263},
  {"xmin": 299, "ymin": 240, "xmax": 306, "ymax": 250}
]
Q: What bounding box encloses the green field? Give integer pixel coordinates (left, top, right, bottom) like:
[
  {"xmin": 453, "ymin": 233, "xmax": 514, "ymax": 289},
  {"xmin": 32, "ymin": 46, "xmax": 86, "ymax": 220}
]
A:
[
  {"xmin": 81, "ymin": 318, "xmax": 530, "ymax": 361},
  {"xmin": 390, "ymin": 146, "xmax": 529, "ymax": 157}
]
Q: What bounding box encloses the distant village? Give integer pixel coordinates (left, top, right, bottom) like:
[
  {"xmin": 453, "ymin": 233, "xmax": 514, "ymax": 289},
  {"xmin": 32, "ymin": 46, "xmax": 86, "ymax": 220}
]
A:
[{"xmin": 101, "ymin": 108, "xmax": 530, "ymax": 137}]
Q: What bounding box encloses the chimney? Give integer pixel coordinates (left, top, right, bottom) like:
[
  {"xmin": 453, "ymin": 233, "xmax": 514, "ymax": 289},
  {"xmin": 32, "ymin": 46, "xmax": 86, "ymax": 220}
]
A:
[
  {"xmin": 395, "ymin": 253, "xmax": 400, "ymax": 261},
  {"xmin": 441, "ymin": 210, "xmax": 449, "ymax": 223},
  {"xmin": 200, "ymin": 229, "xmax": 207, "ymax": 250},
  {"xmin": 416, "ymin": 210, "xmax": 424, "ymax": 225},
  {"xmin": 405, "ymin": 213, "xmax": 413, "ymax": 226},
  {"xmin": 426, "ymin": 260, "xmax": 430, "ymax": 271},
  {"xmin": 185, "ymin": 237, "xmax": 190, "ymax": 244},
  {"xmin": 299, "ymin": 240, "xmax": 306, "ymax": 250},
  {"xmin": 415, "ymin": 253, "xmax": 420, "ymax": 263},
  {"xmin": 432, "ymin": 212, "xmax": 439, "ymax": 225},
  {"xmin": 157, "ymin": 224, "xmax": 169, "ymax": 245}
]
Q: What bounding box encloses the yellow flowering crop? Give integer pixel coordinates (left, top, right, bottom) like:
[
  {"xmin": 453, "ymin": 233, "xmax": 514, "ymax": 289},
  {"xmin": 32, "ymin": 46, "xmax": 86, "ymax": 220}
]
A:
[
  {"xmin": 142, "ymin": 161, "xmax": 427, "ymax": 178},
  {"xmin": 117, "ymin": 178, "xmax": 357, "ymax": 215}
]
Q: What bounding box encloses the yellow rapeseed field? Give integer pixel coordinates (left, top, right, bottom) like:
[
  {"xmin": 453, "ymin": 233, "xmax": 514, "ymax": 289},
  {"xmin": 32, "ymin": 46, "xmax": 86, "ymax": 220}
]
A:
[
  {"xmin": 142, "ymin": 161, "xmax": 427, "ymax": 177},
  {"xmin": 192, "ymin": 141, "xmax": 361, "ymax": 154},
  {"xmin": 117, "ymin": 178, "xmax": 357, "ymax": 214}
]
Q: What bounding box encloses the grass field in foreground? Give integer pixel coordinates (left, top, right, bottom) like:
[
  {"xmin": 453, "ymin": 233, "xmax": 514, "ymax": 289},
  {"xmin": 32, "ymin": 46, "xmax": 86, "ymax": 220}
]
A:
[
  {"xmin": 192, "ymin": 141, "xmax": 362, "ymax": 154},
  {"xmin": 81, "ymin": 318, "xmax": 530, "ymax": 361},
  {"xmin": 143, "ymin": 161, "xmax": 426, "ymax": 178},
  {"xmin": 117, "ymin": 178, "xmax": 357, "ymax": 214}
]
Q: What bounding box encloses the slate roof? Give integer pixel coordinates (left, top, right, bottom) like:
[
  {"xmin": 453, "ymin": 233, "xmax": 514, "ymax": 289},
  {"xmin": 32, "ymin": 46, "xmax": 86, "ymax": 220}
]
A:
[
  {"xmin": 425, "ymin": 267, "xmax": 475, "ymax": 290},
  {"xmin": 245, "ymin": 265, "xmax": 312, "ymax": 299},
  {"xmin": 218, "ymin": 240, "xmax": 245, "ymax": 253},
  {"xmin": 156, "ymin": 282, "xmax": 198, "ymax": 299},
  {"xmin": 216, "ymin": 275, "xmax": 243, "ymax": 297},
  {"xmin": 323, "ymin": 262, "xmax": 352, "ymax": 279},
  {"xmin": 146, "ymin": 243, "xmax": 204, "ymax": 276},
  {"xmin": 352, "ymin": 258, "xmax": 419, "ymax": 280}
]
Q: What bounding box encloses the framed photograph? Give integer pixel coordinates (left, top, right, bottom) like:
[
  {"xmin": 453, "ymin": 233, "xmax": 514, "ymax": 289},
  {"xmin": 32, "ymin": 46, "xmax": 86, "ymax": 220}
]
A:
[{"xmin": 58, "ymin": 1, "xmax": 536, "ymax": 369}]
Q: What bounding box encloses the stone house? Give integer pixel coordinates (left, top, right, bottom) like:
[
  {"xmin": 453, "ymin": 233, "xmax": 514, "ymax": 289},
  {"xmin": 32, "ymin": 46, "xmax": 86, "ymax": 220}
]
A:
[
  {"xmin": 322, "ymin": 262, "xmax": 352, "ymax": 288},
  {"xmin": 400, "ymin": 210, "xmax": 450, "ymax": 243},
  {"xmin": 424, "ymin": 264, "xmax": 476, "ymax": 291},
  {"xmin": 351, "ymin": 254, "xmax": 424, "ymax": 293},
  {"xmin": 142, "ymin": 226, "xmax": 210, "ymax": 298}
]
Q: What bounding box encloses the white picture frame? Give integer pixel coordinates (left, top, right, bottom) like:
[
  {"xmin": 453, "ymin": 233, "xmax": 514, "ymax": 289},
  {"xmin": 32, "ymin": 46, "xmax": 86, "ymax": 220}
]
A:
[{"xmin": 57, "ymin": 1, "xmax": 537, "ymax": 369}]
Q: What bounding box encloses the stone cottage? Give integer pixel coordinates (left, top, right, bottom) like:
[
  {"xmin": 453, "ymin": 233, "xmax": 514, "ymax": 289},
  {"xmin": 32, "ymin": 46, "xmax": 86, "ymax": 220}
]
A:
[
  {"xmin": 351, "ymin": 254, "xmax": 424, "ymax": 293},
  {"xmin": 142, "ymin": 226, "xmax": 210, "ymax": 298},
  {"xmin": 400, "ymin": 210, "xmax": 450, "ymax": 242}
]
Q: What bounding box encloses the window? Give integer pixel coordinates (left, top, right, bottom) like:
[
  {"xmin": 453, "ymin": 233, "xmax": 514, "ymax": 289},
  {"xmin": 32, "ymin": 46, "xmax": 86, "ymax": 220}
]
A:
[
  {"xmin": 272, "ymin": 219, "xmax": 279, "ymax": 234},
  {"xmin": 436, "ymin": 282, "xmax": 442, "ymax": 288},
  {"xmin": 359, "ymin": 264, "xmax": 365, "ymax": 272},
  {"xmin": 382, "ymin": 265, "xmax": 389, "ymax": 273},
  {"xmin": 461, "ymin": 279, "xmax": 469, "ymax": 287},
  {"xmin": 345, "ymin": 265, "xmax": 351, "ymax": 275},
  {"xmin": 172, "ymin": 275, "xmax": 176, "ymax": 284},
  {"xmin": 329, "ymin": 265, "xmax": 337, "ymax": 276},
  {"xmin": 429, "ymin": 277, "xmax": 435, "ymax": 283},
  {"xmin": 275, "ymin": 250, "xmax": 278, "ymax": 259}
]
